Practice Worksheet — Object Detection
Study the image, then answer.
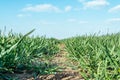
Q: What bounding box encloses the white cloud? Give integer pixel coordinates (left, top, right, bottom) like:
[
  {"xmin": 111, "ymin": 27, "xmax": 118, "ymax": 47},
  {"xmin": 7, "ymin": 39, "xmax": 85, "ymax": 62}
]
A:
[
  {"xmin": 22, "ymin": 4, "xmax": 61, "ymax": 13},
  {"xmin": 17, "ymin": 14, "xmax": 24, "ymax": 17},
  {"xmin": 108, "ymin": 5, "xmax": 120, "ymax": 13},
  {"xmin": 82, "ymin": 0, "xmax": 109, "ymax": 9},
  {"xmin": 17, "ymin": 14, "xmax": 31, "ymax": 17},
  {"xmin": 65, "ymin": 6, "xmax": 72, "ymax": 12},
  {"xmin": 40, "ymin": 20, "xmax": 56, "ymax": 25},
  {"xmin": 107, "ymin": 18, "xmax": 120, "ymax": 22},
  {"xmin": 67, "ymin": 18, "xmax": 88, "ymax": 24},
  {"xmin": 79, "ymin": 21, "xmax": 88, "ymax": 24}
]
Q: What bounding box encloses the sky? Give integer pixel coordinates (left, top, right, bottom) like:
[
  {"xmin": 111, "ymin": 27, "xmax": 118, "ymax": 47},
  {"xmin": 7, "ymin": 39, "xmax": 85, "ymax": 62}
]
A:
[{"xmin": 0, "ymin": 0, "xmax": 120, "ymax": 39}]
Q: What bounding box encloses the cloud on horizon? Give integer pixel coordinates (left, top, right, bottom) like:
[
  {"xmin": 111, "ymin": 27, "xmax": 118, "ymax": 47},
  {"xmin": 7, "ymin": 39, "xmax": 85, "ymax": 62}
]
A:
[
  {"xmin": 64, "ymin": 6, "xmax": 72, "ymax": 12},
  {"xmin": 39, "ymin": 20, "xmax": 56, "ymax": 25},
  {"xmin": 79, "ymin": 0, "xmax": 109, "ymax": 9},
  {"xmin": 67, "ymin": 18, "xmax": 88, "ymax": 24},
  {"xmin": 17, "ymin": 14, "xmax": 31, "ymax": 17},
  {"xmin": 22, "ymin": 4, "xmax": 61, "ymax": 13},
  {"xmin": 108, "ymin": 5, "xmax": 120, "ymax": 13},
  {"xmin": 107, "ymin": 18, "xmax": 120, "ymax": 22}
]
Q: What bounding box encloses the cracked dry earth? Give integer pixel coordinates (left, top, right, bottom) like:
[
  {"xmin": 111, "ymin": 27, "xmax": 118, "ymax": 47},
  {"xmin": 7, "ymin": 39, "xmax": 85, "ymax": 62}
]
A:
[{"xmin": 2, "ymin": 44, "xmax": 83, "ymax": 80}]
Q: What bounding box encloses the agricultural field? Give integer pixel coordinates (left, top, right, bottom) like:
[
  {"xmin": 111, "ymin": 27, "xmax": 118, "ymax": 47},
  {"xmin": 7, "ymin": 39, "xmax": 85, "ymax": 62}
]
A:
[
  {"xmin": 0, "ymin": 30, "xmax": 120, "ymax": 80},
  {"xmin": 0, "ymin": 30, "xmax": 60, "ymax": 79},
  {"xmin": 64, "ymin": 33, "xmax": 120, "ymax": 80}
]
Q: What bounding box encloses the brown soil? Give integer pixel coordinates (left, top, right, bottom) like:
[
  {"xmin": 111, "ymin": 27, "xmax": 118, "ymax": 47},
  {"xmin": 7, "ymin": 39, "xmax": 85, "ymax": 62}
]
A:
[{"xmin": 1, "ymin": 44, "xmax": 83, "ymax": 80}]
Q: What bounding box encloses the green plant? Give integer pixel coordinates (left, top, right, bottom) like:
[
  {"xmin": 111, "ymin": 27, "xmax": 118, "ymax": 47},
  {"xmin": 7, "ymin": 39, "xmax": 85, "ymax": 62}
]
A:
[
  {"xmin": 0, "ymin": 29, "xmax": 60, "ymax": 79},
  {"xmin": 64, "ymin": 33, "xmax": 120, "ymax": 79}
]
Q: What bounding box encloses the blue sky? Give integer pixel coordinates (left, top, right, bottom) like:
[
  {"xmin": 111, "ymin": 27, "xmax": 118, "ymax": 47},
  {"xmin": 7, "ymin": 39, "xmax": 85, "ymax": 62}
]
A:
[{"xmin": 0, "ymin": 0, "xmax": 120, "ymax": 39}]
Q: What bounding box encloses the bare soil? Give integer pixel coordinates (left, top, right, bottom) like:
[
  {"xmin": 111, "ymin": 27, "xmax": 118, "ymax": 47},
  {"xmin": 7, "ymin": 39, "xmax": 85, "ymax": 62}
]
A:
[{"xmin": 1, "ymin": 44, "xmax": 83, "ymax": 80}]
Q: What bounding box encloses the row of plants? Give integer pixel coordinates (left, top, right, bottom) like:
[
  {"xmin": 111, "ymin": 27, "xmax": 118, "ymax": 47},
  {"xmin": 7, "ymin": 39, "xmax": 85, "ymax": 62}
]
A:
[
  {"xmin": 64, "ymin": 33, "xmax": 120, "ymax": 80},
  {"xmin": 0, "ymin": 29, "xmax": 60, "ymax": 79},
  {"xmin": 1, "ymin": 29, "xmax": 120, "ymax": 79}
]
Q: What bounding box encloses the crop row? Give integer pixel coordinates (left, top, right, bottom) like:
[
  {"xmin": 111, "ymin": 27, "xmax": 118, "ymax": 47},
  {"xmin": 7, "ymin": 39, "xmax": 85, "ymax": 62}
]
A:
[
  {"xmin": 0, "ymin": 30, "xmax": 60, "ymax": 79},
  {"xmin": 64, "ymin": 33, "xmax": 120, "ymax": 79}
]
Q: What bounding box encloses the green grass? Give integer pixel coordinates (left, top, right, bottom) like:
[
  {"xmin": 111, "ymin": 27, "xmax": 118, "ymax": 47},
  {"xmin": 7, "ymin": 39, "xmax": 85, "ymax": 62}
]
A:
[
  {"xmin": 1, "ymin": 29, "xmax": 120, "ymax": 80},
  {"xmin": 0, "ymin": 29, "xmax": 60, "ymax": 79},
  {"xmin": 64, "ymin": 33, "xmax": 120, "ymax": 80}
]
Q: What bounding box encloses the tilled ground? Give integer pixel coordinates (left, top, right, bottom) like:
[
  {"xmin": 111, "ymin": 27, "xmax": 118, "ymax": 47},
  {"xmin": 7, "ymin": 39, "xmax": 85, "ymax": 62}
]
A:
[{"xmin": 38, "ymin": 44, "xmax": 83, "ymax": 80}]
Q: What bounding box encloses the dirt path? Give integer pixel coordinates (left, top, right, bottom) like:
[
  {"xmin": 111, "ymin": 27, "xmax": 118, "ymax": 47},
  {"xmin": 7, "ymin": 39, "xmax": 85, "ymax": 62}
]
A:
[{"xmin": 38, "ymin": 44, "xmax": 83, "ymax": 80}]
